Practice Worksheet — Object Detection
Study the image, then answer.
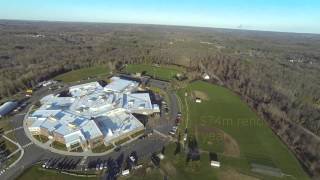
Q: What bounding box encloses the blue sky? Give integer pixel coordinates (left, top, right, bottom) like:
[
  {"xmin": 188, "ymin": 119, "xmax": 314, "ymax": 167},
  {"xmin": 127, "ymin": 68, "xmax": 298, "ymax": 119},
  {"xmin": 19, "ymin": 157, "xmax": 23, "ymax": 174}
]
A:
[{"xmin": 0, "ymin": 0, "xmax": 319, "ymax": 34}]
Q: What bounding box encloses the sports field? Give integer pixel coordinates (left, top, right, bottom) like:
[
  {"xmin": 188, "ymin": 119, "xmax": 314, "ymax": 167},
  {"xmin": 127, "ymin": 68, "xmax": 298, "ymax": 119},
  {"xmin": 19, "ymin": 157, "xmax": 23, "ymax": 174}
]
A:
[
  {"xmin": 176, "ymin": 81, "xmax": 309, "ymax": 179},
  {"xmin": 54, "ymin": 66, "xmax": 109, "ymax": 83},
  {"xmin": 123, "ymin": 64, "xmax": 184, "ymax": 81}
]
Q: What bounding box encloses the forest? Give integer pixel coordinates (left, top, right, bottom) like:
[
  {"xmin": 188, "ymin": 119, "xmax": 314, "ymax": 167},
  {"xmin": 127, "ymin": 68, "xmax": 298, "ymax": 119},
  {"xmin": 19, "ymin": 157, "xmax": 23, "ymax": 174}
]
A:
[{"xmin": 0, "ymin": 20, "xmax": 319, "ymax": 177}]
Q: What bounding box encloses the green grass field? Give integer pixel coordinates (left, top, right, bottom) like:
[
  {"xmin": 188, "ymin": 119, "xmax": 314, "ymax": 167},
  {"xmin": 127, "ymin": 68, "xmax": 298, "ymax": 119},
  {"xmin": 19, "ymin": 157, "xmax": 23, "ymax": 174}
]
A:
[
  {"xmin": 17, "ymin": 165, "xmax": 97, "ymax": 180},
  {"xmin": 54, "ymin": 66, "xmax": 110, "ymax": 83},
  {"xmin": 176, "ymin": 81, "xmax": 309, "ymax": 180},
  {"xmin": 123, "ymin": 64, "xmax": 184, "ymax": 81}
]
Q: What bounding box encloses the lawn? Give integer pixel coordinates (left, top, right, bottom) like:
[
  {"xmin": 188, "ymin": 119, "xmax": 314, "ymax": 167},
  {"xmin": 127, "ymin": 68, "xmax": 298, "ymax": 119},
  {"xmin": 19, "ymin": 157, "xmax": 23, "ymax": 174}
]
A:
[
  {"xmin": 115, "ymin": 137, "xmax": 131, "ymax": 146},
  {"xmin": 51, "ymin": 141, "xmax": 67, "ymax": 151},
  {"xmin": 54, "ymin": 66, "xmax": 110, "ymax": 83},
  {"xmin": 123, "ymin": 64, "xmax": 184, "ymax": 81},
  {"xmin": 91, "ymin": 144, "xmax": 114, "ymax": 153},
  {"xmin": 176, "ymin": 81, "xmax": 309, "ymax": 180},
  {"xmin": 33, "ymin": 135, "xmax": 49, "ymax": 143},
  {"xmin": 17, "ymin": 165, "xmax": 97, "ymax": 180}
]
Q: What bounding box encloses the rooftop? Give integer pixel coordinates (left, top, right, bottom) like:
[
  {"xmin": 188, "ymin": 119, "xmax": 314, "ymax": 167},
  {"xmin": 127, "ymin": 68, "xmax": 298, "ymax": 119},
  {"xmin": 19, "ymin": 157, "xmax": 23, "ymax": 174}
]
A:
[{"xmin": 28, "ymin": 76, "xmax": 153, "ymax": 147}]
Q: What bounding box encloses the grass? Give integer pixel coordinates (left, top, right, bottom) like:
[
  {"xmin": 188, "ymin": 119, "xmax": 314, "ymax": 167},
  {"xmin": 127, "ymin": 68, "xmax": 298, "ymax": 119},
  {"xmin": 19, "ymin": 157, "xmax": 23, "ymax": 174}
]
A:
[
  {"xmin": 17, "ymin": 165, "xmax": 97, "ymax": 180},
  {"xmin": 176, "ymin": 81, "xmax": 309, "ymax": 180},
  {"xmin": 123, "ymin": 64, "xmax": 184, "ymax": 81},
  {"xmin": 70, "ymin": 146, "xmax": 83, "ymax": 152},
  {"xmin": 126, "ymin": 143, "xmax": 219, "ymax": 180},
  {"xmin": 130, "ymin": 130, "xmax": 145, "ymax": 139},
  {"xmin": 115, "ymin": 137, "xmax": 131, "ymax": 146},
  {"xmin": 54, "ymin": 66, "xmax": 110, "ymax": 83},
  {"xmin": 51, "ymin": 141, "xmax": 67, "ymax": 151},
  {"xmin": 91, "ymin": 144, "xmax": 114, "ymax": 153},
  {"xmin": 33, "ymin": 135, "xmax": 49, "ymax": 143}
]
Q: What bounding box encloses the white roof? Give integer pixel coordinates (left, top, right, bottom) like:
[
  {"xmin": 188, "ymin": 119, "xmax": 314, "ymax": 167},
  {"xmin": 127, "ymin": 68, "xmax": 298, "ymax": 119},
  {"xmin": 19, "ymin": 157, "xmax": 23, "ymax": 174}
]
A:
[
  {"xmin": 29, "ymin": 76, "xmax": 153, "ymax": 145},
  {"xmin": 122, "ymin": 93, "xmax": 153, "ymax": 111},
  {"xmin": 64, "ymin": 130, "xmax": 85, "ymax": 145},
  {"xmin": 81, "ymin": 120, "xmax": 103, "ymax": 140},
  {"xmin": 95, "ymin": 108, "xmax": 144, "ymax": 143},
  {"xmin": 69, "ymin": 82, "xmax": 103, "ymax": 97},
  {"xmin": 104, "ymin": 77, "xmax": 138, "ymax": 92}
]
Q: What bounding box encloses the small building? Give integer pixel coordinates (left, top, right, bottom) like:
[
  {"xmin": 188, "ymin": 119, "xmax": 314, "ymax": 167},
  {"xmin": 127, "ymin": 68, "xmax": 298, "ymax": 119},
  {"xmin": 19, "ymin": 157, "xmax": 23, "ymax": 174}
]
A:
[
  {"xmin": 209, "ymin": 152, "xmax": 220, "ymax": 168},
  {"xmin": 0, "ymin": 101, "xmax": 18, "ymax": 118},
  {"xmin": 210, "ymin": 161, "xmax": 221, "ymax": 168},
  {"xmin": 195, "ymin": 98, "xmax": 202, "ymax": 103},
  {"xmin": 122, "ymin": 169, "xmax": 130, "ymax": 176},
  {"xmin": 202, "ymin": 73, "xmax": 210, "ymax": 80}
]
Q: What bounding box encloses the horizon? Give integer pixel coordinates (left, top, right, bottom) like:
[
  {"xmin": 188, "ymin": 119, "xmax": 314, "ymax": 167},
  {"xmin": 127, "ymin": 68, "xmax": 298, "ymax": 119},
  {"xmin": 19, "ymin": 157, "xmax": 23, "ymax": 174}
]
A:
[
  {"xmin": 0, "ymin": 0, "xmax": 319, "ymax": 34},
  {"xmin": 2, "ymin": 18, "xmax": 320, "ymax": 36}
]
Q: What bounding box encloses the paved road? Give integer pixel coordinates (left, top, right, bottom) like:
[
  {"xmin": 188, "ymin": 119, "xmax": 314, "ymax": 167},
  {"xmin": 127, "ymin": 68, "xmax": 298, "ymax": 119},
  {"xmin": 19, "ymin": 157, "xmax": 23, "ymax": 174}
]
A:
[{"xmin": 1, "ymin": 78, "xmax": 180, "ymax": 180}]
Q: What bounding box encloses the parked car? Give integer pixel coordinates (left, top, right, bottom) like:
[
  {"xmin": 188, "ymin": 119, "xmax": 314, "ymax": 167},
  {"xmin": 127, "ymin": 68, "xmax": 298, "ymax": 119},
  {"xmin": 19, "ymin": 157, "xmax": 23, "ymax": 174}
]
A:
[{"xmin": 114, "ymin": 146, "xmax": 121, "ymax": 152}]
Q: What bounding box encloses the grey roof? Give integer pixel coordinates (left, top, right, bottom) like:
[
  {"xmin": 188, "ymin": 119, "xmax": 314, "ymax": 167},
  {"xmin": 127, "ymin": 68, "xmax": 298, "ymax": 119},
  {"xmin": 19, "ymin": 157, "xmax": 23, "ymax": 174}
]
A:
[{"xmin": 0, "ymin": 101, "xmax": 18, "ymax": 117}]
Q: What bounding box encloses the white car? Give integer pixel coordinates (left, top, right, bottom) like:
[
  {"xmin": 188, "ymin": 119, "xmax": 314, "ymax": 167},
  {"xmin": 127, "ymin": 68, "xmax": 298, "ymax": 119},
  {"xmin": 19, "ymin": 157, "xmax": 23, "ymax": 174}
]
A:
[
  {"xmin": 169, "ymin": 130, "xmax": 175, "ymax": 135},
  {"xmin": 99, "ymin": 163, "xmax": 104, "ymax": 170},
  {"xmin": 129, "ymin": 156, "xmax": 135, "ymax": 162}
]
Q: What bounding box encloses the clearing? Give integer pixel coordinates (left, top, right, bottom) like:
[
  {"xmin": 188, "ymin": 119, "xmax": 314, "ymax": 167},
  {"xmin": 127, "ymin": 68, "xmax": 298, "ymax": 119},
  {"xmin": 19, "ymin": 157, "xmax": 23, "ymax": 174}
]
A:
[
  {"xmin": 123, "ymin": 64, "xmax": 184, "ymax": 81},
  {"xmin": 54, "ymin": 66, "xmax": 109, "ymax": 83}
]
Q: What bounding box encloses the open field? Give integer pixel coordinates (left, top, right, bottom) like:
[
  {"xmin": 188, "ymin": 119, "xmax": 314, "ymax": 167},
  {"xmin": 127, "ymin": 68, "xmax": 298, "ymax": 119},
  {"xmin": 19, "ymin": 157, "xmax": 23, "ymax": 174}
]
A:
[
  {"xmin": 54, "ymin": 66, "xmax": 110, "ymax": 83},
  {"xmin": 177, "ymin": 81, "xmax": 309, "ymax": 180},
  {"xmin": 17, "ymin": 165, "xmax": 97, "ymax": 180},
  {"xmin": 123, "ymin": 64, "xmax": 184, "ymax": 81}
]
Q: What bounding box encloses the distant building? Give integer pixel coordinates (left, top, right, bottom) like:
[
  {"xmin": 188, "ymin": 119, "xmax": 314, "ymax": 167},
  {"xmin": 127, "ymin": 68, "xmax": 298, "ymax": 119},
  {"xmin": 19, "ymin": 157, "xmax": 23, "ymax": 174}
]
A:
[
  {"xmin": 202, "ymin": 73, "xmax": 210, "ymax": 80},
  {"xmin": 195, "ymin": 98, "xmax": 202, "ymax": 103},
  {"xmin": 0, "ymin": 101, "xmax": 18, "ymax": 118},
  {"xmin": 209, "ymin": 152, "xmax": 220, "ymax": 168},
  {"xmin": 27, "ymin": 76, "xmax": 159, "ymax": 151}
]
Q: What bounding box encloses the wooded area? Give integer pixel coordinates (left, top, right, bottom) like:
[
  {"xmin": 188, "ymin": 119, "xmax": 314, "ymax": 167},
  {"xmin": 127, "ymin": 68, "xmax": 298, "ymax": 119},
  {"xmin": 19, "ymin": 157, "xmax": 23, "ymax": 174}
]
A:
[{"xmin": 0, "ymin": 20, "xmax": 319, "ymax": 177}]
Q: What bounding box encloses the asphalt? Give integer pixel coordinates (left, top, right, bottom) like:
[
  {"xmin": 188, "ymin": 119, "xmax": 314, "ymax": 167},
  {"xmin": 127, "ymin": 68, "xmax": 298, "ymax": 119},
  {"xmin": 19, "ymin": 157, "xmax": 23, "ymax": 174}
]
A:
[{"xmin": 1, "ymin": 78, "xmax": 180, "ymax": 180}]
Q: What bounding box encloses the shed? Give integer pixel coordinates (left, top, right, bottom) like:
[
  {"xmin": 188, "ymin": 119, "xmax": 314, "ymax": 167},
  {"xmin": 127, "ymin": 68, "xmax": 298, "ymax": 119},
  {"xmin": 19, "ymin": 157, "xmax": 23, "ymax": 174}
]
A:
[
  {"xmin": 209, "ymin": 152, "xmax": 220, "ymax": 168},
  {"xmin": 202, "ymin": 73, "xmax": 210, "ymax": 80},
  {"xmin": 122, "ymin": 169, "xmax": 130, "ymax": 176},
  {"xmin": 195, "ymin": 98, "xmax": 202, "ymax": 103}
]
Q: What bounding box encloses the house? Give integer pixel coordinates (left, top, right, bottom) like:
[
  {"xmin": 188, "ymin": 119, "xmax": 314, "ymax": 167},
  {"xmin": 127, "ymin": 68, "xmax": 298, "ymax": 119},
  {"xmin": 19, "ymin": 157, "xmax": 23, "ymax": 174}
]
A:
[
  {"xmin": 195, "ymin": 98, "xmax": 202, "ymax": 103},
  {"xmin": 202, "ymin": 73, "xmax": 210, "ymax": 80},
  {"xmin": 209, "ymin": 152, "xmax": 220, "ymax": 168}
]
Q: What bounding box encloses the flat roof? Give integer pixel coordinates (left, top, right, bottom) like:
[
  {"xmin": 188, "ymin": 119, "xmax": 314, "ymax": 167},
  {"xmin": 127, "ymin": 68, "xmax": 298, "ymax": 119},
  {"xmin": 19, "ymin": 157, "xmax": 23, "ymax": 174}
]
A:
[
  {"xmin": 28, "ymin": 76, "xmax": 151, "ymax": 146},
  {"xmin": 123, "ymin": 93, "xmax": 153, "ymax": 111},
  {"xmin": 104, "ymin": 77, "xmax": 139, "ymax": 92},
  {"xmin": 95, "ymin": 108, "xmax": 144, "ymax": 143}
]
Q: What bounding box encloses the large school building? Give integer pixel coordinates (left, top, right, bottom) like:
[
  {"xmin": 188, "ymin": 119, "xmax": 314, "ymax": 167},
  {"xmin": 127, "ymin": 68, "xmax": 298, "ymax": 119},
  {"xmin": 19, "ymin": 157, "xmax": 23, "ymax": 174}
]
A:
[{"xmin": 27, "ymin": 77, "xmax": 160, "ymax": 151}]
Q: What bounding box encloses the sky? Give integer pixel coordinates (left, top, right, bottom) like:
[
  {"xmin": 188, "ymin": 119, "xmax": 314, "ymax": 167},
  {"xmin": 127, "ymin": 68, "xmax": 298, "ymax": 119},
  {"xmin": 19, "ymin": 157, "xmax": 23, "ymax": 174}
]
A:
[{"xmin": 0, "ymin": 0, "xmax": 319, "ymax": 34}]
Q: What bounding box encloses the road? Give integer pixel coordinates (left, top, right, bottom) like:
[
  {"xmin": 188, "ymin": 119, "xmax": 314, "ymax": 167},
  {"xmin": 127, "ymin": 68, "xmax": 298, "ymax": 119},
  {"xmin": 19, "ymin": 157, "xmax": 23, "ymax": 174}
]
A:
[{"xmin": 1, "ymin": 78, "xmax": 180, "ymax": 180}]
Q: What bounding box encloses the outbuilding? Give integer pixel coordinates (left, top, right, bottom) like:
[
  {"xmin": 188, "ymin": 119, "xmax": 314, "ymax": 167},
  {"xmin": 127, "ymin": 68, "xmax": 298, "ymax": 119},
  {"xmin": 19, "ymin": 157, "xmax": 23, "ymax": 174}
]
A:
[
  {"xmin": 202, "ymin": 73, "xmax": 210, "ymax": 80},
  {"xmin": 209, "ymin": 152, "xmax": 220, "ymax": 168},
  {"xmin": 0, "ymin": 101, "xmax": 18, "ymax": 118}
]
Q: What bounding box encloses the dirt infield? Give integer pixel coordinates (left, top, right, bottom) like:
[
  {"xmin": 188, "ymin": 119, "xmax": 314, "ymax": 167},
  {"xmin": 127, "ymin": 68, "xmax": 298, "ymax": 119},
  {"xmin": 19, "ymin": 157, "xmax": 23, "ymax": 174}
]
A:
[
  {"xmin": 223, "ymin": 132, "xmax": 240, "ymax": 157},
  {"xmin": 198, "ymin": 126, "xmax": 240, "ymax": 157},
  {"xmin": 192, "ymin": 90, "xmax": 209, "ymax": 101}
]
